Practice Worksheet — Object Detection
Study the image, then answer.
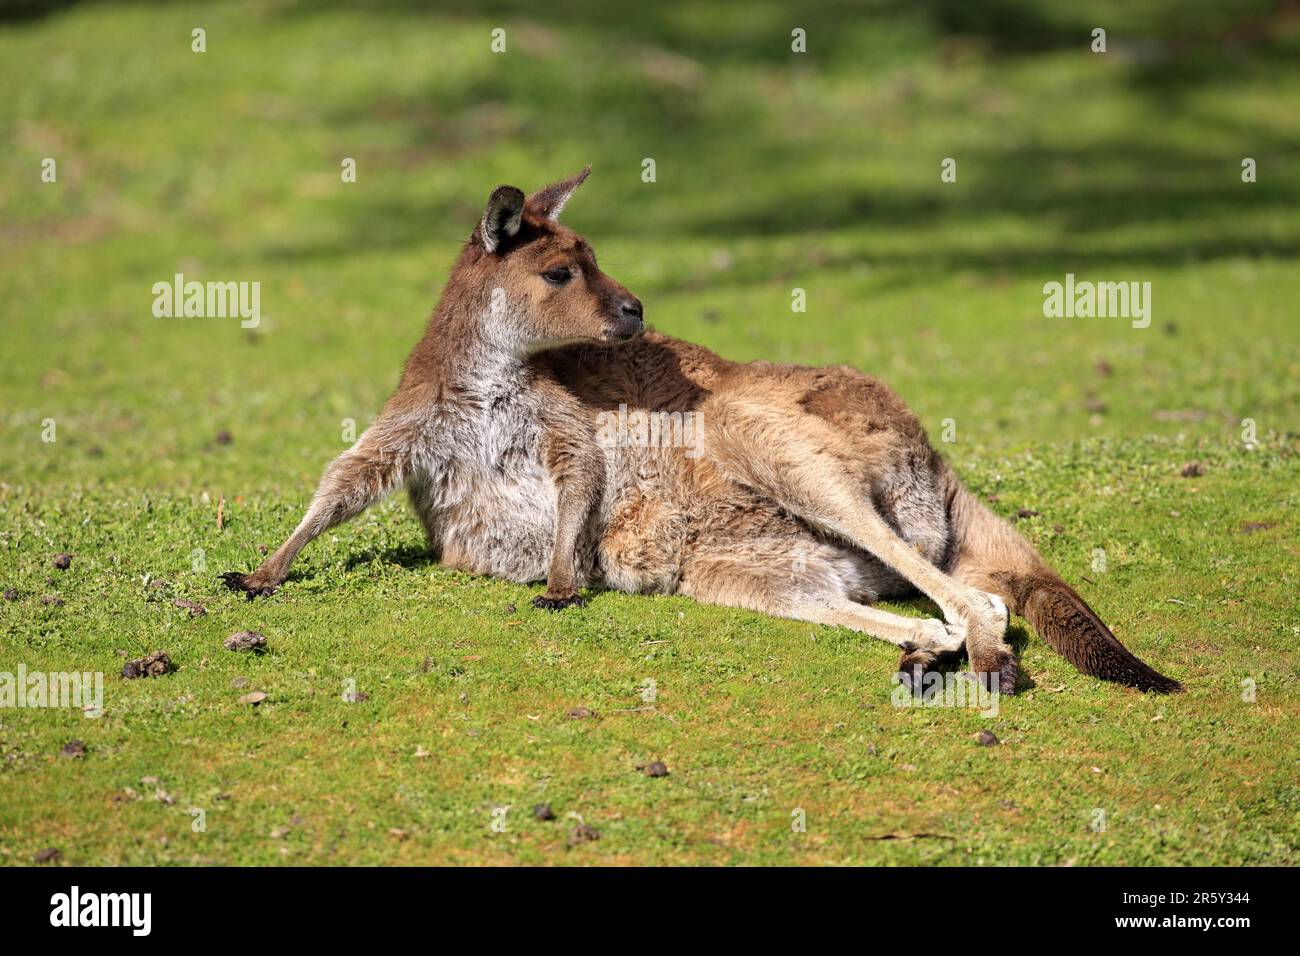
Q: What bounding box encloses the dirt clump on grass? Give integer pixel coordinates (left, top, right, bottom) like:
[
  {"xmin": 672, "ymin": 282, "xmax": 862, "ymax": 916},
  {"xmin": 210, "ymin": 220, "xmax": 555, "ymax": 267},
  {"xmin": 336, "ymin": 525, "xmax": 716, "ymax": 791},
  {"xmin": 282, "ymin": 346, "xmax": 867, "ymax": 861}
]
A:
[
  {"xmin": 567, "ymin": 823, "xmax": 600, "ymax": 847},
  {"xmin": 122, "ymin": 651, "xmax": 174, "ymax": 679},
  {"xmin": 224, "ymin": 630, "xmax": 266, "ymax": 652}
]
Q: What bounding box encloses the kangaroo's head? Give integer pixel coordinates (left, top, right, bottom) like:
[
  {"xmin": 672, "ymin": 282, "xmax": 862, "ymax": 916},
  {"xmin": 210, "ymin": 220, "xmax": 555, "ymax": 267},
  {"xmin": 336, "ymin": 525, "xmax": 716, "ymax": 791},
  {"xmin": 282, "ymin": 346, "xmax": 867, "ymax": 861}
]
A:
[{"xmin": 468, "ymin": 166, "xmax": 643, "ymax": 351}]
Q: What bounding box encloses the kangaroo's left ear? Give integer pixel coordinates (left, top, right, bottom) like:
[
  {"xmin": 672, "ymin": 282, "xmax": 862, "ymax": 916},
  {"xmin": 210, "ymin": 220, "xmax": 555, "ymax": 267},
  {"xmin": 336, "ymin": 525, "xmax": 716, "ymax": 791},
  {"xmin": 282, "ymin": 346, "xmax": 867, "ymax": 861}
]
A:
[{"xmin": 526, "ymin": 165, "xmax": 591, "ymax": 221}]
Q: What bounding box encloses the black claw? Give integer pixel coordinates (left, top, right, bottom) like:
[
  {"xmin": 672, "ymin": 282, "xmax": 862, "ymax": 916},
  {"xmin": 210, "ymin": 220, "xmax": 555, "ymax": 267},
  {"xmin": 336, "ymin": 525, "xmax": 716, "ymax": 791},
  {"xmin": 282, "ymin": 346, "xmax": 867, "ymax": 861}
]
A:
[
  {"xmin": 999, "ymin": 659, "xmax": 1020, "ymax": 695},
  {"xmin": 531, "ymin": 592, "xmax": 587, "ymax": 611},
  {"xmin": 221, "ymin": 571, "xmax": 276, "ymax": 600},
  {"xmin": 896, "ymin": 647, "xmax": 967, "ymax": 697},
  {"xmin": 971, "ymin": 654, "xmax": 1019, "ymax": 695}
]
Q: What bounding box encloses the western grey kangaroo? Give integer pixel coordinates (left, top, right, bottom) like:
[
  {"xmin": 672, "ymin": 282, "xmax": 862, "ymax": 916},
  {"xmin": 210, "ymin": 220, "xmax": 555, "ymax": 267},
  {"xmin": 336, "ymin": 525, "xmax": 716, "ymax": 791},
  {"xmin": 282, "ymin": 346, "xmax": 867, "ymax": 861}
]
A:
[{"xmin": 223, "ymin": 168, "xmax": 1181, "ymax": 695}]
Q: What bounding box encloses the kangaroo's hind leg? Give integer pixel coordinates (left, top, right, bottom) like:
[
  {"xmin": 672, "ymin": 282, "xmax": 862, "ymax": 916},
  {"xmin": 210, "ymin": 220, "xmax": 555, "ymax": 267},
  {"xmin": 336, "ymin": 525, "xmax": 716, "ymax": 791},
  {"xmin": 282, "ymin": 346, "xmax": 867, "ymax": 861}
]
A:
[
  {"xmin": 702, "ymin": 393, "xmax": 1016, "ymax": 691},
  {"xmin": 678, "ymin": 536, "xmax": 966, "ymax": 657},
  {"xmin": 222, "ymin": 419, "xmax": 412, "ymax": 598}
]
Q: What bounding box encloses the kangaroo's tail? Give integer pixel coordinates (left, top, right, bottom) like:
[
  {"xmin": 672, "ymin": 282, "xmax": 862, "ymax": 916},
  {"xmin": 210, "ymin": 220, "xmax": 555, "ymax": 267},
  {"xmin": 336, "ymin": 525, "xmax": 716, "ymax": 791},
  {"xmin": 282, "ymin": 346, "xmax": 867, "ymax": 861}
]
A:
[{"xmin": 943, "ymin": 476, "xmax": 1182, "ymax": 694}]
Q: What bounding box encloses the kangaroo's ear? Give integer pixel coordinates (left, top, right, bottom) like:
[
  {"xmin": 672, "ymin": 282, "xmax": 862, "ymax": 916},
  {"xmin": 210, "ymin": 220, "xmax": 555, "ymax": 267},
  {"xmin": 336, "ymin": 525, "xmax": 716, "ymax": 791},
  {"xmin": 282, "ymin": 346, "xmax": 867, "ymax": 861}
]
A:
[
  {"xmin": 479, "ymin": 185, "xmax": 525, "ymax": 254},
  {"xmin": 526, "ymin": 166, "xmax": 591, "ymax": 221}
]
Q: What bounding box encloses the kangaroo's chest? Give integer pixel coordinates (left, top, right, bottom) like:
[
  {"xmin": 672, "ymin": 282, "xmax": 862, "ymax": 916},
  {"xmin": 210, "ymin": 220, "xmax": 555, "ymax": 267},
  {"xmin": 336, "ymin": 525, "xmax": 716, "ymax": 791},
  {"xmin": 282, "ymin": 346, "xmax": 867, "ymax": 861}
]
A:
[{"xmin": 427, "ymin": 397, "xmax": 557, "ymax": 583}]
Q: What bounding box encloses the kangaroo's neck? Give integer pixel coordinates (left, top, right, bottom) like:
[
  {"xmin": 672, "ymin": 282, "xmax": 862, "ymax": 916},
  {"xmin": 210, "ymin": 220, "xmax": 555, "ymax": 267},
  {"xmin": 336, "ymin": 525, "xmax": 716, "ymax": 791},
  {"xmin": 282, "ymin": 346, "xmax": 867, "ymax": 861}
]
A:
[{"xmin": 402, "ymin": 277, "xmax": 534, "ymax": 402}]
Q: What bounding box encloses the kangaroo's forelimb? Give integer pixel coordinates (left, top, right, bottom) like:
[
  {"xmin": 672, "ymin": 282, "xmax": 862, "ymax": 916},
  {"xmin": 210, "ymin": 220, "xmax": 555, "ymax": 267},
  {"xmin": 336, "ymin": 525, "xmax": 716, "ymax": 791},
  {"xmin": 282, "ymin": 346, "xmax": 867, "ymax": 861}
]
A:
[
  {"xmin": 222, "ymin": 420, "xmax": 411, "ymax": 599},
  {"xmin": 531, "ymin": 389, "xmax": 604, "ymax": 610}
]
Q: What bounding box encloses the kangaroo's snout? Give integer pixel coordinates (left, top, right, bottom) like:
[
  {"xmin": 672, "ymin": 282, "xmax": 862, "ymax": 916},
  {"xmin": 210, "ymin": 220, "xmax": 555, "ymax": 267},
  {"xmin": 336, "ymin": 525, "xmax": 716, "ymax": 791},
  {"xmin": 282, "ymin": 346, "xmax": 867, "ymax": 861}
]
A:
[{"xmin": 608, "ymin": 296, "xmax": 644, "ymax": 342}]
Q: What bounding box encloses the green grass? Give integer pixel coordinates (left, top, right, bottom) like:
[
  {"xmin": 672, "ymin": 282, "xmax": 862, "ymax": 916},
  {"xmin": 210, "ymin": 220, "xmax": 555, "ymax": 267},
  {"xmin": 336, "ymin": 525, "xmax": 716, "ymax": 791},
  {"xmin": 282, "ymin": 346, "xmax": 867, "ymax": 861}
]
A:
[{"xmin": 1, "ymin": 0, "xmax": 1297, "ymax": 865}]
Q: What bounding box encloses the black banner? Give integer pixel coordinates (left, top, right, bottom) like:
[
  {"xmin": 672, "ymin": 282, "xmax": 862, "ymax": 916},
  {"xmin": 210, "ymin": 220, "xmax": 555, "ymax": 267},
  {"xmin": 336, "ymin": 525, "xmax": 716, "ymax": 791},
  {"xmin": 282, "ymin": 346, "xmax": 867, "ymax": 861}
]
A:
[{"xmin": 0, "ymin": 866, "xmax": 1276, "ymax": 941}]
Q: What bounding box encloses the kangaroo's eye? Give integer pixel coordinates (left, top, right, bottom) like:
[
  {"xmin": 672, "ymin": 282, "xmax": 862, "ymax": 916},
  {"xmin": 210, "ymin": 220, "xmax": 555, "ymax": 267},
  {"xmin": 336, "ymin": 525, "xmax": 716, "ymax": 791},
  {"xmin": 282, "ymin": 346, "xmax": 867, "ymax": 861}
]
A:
[{"xmin": 542, "ymin": 267, "xmax": 572, "ymax": 286}]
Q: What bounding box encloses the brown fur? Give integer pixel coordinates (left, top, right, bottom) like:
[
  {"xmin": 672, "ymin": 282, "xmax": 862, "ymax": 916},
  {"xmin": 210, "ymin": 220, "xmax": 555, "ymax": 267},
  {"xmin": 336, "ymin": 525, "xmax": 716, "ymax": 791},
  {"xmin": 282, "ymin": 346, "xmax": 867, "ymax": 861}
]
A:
[{"xmin": 224, "ymin": 169, "xmax": 1181, "ymax": 695}]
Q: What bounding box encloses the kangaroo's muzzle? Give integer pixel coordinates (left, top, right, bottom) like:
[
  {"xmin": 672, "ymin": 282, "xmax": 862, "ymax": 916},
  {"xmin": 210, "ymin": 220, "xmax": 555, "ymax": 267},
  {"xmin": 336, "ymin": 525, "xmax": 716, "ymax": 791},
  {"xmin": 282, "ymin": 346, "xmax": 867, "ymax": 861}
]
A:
[{"xmin": 606, "ymin": 296, "xmax": 644, "ymax": 342}]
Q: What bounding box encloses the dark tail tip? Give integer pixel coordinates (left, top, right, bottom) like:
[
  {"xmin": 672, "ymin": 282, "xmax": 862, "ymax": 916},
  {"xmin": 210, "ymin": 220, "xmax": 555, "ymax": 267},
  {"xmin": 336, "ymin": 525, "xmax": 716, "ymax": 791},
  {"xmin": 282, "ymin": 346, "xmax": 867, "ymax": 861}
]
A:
[{"xmin": 1009, "ymin": 574, "xmax": 1182, "ymax": 693}]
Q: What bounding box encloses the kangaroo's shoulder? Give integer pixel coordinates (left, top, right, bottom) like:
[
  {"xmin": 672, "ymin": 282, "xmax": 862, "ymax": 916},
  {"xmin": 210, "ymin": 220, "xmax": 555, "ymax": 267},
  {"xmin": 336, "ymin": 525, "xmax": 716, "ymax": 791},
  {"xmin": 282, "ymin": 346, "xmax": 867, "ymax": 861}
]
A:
[{"xmin": 531, "ymin": 329, "xmax": 725, "ymax": 411}]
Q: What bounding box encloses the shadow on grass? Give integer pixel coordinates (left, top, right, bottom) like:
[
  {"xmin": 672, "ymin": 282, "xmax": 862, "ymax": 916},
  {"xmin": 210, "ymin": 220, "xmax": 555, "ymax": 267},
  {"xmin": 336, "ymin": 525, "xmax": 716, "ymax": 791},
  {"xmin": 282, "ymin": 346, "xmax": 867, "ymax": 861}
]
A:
[
  {"xmin": 342, "ymin": 542, "xmax": 435, "ymax": 572},
  {"xmin": 229, "ymin": 1, "xmax": 1300, "ymax": 285}
]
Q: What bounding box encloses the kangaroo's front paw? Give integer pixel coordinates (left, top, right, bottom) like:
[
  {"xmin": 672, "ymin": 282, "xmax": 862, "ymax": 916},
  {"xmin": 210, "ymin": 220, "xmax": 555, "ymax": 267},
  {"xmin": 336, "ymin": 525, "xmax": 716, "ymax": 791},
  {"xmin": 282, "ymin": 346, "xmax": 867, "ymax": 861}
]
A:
[
  {"xmin": 531, "ymin": 591, "xmax": 587, "ymax": 612},
  {"xmin": 220, "ymin": 571, "xmax": 279, "ymax": 601},
  {"xmin": 969, "ymin": 646, "xmax": 1019, "ymax": 695}
]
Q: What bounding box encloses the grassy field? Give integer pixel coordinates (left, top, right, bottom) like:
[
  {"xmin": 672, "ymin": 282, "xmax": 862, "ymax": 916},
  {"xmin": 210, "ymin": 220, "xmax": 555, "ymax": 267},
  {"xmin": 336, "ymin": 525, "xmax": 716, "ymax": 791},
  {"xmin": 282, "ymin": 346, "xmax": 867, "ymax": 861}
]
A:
[{"xmin": 1, "ymin": 0, "xmax": 1297, "ymax": 865}]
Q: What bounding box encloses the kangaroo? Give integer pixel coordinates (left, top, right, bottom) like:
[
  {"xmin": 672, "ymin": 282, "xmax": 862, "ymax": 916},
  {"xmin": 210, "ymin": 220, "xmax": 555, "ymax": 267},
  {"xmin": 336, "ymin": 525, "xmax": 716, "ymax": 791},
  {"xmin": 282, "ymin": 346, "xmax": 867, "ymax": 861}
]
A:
[{"xmin": 223, "ymin": 168, "xmax": 1181, "ymax": 695}]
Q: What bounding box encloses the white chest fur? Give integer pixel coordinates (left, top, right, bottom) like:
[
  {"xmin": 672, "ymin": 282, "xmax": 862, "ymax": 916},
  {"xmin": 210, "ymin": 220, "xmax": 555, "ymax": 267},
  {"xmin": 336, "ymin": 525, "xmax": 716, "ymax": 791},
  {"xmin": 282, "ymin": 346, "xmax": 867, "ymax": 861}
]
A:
[{"xmin": 420, "ymin": 385, "xmax": 558, "ymax": 583}]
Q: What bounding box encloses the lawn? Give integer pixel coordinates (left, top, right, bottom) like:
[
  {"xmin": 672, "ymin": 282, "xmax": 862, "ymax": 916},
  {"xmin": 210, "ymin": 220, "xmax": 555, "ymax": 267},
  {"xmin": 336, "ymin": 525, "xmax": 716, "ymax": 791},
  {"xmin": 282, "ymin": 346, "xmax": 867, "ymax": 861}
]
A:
[{"xmin": 0, "ymin": 0, "xmax": 1297, "ymax": 865}]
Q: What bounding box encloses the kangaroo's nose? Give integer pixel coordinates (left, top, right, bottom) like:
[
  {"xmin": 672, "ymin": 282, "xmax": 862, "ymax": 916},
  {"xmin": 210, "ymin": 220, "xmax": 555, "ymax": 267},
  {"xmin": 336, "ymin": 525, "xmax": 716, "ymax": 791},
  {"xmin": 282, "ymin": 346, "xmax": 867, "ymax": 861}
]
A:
[{"xmin": 608, "ymin": 296, "xmax": 644, "ymax": 342}]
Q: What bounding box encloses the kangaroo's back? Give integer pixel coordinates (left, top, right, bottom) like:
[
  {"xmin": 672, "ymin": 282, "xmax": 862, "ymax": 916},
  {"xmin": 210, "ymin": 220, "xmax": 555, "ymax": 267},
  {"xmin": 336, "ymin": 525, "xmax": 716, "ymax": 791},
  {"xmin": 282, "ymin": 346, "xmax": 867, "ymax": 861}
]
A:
[{"xmin": 532, "ymin": 331, "xmax": 725, "ymax": 414}]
